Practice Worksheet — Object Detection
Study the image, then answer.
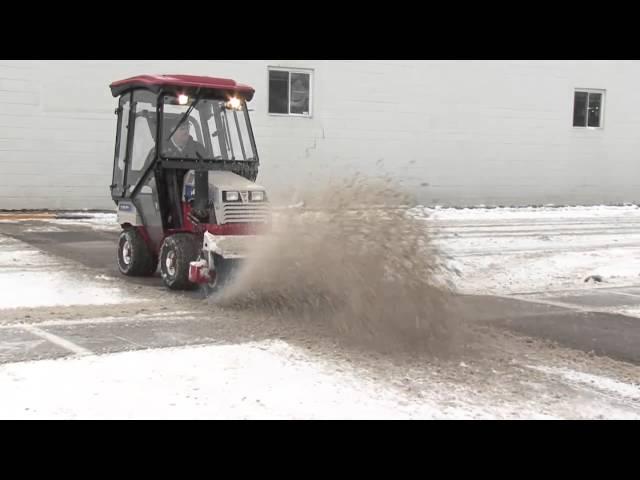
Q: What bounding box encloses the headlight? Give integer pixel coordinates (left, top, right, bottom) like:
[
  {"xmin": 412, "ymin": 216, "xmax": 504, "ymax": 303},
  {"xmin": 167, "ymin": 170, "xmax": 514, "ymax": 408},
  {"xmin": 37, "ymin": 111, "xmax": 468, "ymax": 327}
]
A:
[
  {"xmin": 250, "ymin": 191, "xmax": 266, "ymax": 202},
  {"xmin": 225, "ymin": 97, "xmax": 242, "ymax": 110},
  {"xmin": 224, "ymin": 191, "xmax": 240, "ymax": 202}
]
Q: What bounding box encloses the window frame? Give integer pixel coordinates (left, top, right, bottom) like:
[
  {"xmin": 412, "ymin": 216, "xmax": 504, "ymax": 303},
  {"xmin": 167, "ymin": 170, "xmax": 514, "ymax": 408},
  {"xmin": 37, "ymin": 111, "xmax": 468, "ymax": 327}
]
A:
[
  {"xmin": 267, "ymin": 66, "xmax": 313, "ymax": 118},
  {"xmin": 573, "ymin": 88, "xmax": 606, "ymax": 130}
]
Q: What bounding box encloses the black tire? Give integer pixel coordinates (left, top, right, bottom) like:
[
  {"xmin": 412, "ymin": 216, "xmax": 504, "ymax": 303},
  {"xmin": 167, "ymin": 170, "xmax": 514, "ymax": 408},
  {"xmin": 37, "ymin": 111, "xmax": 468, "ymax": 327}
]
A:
[
  {"xmin": 159, "ymin": 233, "xmax": 200, "ymax": 290},
  {"xmin": 117, "ymin": 228, "xmax": 157, "ymax": 276}
]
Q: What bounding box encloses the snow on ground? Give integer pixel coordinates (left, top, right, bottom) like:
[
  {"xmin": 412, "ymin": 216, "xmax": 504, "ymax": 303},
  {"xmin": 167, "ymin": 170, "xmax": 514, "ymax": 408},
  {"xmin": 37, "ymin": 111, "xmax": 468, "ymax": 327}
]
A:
[
  {"xmin": 22, "ymin": 226, "xmax": 65, "ymax": 233},
  {"xmin": 610, "ymin": 306, "xmax": 640, "ymax": 317},
  {"xmin": 0, "ymin": 212, "xmax": 119, "ymax": 231},
  {"xmin": 1, "ymin": 339, "xmax": 637, "ymax": 420},
  {"xmin": 527, "ymin": 365, "xmax": 640, "ymax": 401},
  {"xmin": 0, "ymin": 341, "xmax": 441, "ymax": 420},
  {"xmin": 1, "ymin": 208, "xmax": 640, "ymax": 419},
  {"xmin": 50, "ymin": 212, "xmax": 119, "ymax": 231},
  {"xmin": 422, "ymin": 204, "xmax": 640, "ymax": 221},
  {"xmin": 441, "ymin": 247, "xmax": 640, "ymax": 295},
  {"xmin": 0, "ymin": 235, "xmax": 136, "ymax": 309},
  {"xmin": 6, "ymin": 205, "xmax": 640, "ymax": 295},
  {"xmin": 412, "ymin": 205, "xmax": 640, "ymax": 295},
  {"xmin": 3, "ymin": 205, "xmax": 640, "ymax": 296},
  {"xmin": 0, "ymin": 271, "xmax": 131, "ymax": 309},
  {"xmin": 218, "ymin": 202, "xmax": 640, "ymax": 295}
]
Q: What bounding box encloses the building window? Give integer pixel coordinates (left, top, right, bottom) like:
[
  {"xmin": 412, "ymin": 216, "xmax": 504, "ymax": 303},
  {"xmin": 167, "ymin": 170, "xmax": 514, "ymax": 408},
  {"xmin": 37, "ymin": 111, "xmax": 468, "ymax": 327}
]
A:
[
  {"xmin": 573, "ymin": 89, "xmax": 605, "ymax": 128},
  {"xmin": 268, "ymin": 68, "xmax": 312, "ymax": 116}
]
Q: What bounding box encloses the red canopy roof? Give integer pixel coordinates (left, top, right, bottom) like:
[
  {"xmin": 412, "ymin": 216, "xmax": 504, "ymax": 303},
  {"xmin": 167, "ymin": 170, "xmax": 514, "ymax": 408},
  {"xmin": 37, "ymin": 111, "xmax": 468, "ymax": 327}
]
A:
[{"xmin": 109, "ymin": 74, "xmax": 255, "ymax": 100}]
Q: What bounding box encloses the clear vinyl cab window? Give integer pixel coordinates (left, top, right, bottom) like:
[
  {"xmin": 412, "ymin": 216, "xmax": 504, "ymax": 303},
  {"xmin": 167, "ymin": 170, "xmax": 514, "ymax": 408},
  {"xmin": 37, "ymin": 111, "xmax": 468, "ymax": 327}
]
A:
[{"xmin": 161, "ymin": 95, "xmax": 256, "ymax": 161}]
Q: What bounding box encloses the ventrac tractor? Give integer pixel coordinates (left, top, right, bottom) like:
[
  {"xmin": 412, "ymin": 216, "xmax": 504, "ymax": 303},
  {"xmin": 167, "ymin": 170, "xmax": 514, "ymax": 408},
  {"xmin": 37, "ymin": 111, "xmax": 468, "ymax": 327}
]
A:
[{"xmin": 109, "ymin": 74, "xmax": 270, "ymax": 293}]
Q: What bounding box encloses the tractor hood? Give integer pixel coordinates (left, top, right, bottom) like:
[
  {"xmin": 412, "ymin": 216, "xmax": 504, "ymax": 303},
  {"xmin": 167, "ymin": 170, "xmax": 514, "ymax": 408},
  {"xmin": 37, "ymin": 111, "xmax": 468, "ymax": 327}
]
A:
[{"xmin": 206, "ymin": 171, "xmax": 270, "ymax": 225}]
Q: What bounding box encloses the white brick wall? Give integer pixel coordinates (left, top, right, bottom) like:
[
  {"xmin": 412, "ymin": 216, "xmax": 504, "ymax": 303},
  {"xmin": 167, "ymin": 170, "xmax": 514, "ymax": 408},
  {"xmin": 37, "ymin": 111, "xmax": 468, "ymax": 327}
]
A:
[{"xmin": 1, "ymin": 60, "xmax": 640, "ymax": 209}]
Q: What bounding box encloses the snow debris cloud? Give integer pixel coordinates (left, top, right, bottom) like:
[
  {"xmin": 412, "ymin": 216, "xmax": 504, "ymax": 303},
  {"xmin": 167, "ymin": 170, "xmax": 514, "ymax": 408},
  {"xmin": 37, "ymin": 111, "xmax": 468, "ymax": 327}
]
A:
[{"xmin": 216, "ymin": 175, "xmax": 463, "ymax": 354}]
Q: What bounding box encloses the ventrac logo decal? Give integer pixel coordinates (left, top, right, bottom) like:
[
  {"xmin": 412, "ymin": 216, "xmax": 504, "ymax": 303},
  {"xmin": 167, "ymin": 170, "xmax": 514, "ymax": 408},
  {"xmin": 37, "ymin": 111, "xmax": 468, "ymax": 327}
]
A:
[{"xmin": 240, "ymin": 192, "xmax": 249, "ymax": 203}]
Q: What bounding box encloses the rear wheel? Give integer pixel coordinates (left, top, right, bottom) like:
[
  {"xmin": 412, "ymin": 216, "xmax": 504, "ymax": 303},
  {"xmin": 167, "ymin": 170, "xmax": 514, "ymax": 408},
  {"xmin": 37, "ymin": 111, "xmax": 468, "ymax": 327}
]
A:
[
  {"xmin": 159, "ymin": 233, "xmax": 200, "ymax": 290},
  {"xmin": 117, "ymin": 228, "xmax": 157, "ymax": 276}
]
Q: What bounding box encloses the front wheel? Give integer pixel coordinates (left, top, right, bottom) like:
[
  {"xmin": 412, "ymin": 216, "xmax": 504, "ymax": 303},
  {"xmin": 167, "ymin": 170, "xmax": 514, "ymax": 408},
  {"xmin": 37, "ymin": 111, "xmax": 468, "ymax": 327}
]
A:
[{"xmin": 159, "ymin": 234, "xmax": 199, "ymax": 290}]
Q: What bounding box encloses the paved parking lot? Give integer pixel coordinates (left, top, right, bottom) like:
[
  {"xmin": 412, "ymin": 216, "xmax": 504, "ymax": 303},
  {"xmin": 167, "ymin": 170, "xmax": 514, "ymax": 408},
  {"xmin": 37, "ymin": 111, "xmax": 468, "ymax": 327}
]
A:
[{"xmin": 1, "ymin": 218, "xmax": 640, "ymax": 365}]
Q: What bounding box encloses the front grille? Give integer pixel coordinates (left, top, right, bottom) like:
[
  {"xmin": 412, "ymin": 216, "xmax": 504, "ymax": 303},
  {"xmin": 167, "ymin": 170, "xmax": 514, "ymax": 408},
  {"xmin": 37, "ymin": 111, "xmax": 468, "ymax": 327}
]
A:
[{"xmin": 222, "ymin": 203, "xmax": 270, "ymax": 224}]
